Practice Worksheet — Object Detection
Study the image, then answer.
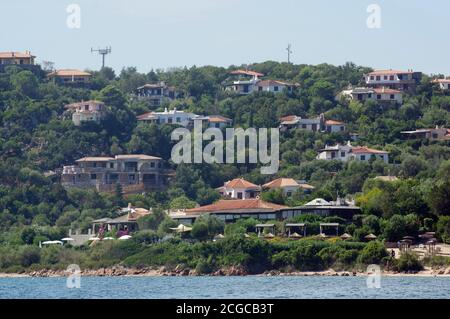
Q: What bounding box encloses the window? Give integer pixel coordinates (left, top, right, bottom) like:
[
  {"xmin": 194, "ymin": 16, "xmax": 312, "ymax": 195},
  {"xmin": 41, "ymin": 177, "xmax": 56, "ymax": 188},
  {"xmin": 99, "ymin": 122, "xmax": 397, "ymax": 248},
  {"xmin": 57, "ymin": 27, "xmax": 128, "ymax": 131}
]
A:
[
  {"xmin": 168, "ymin": 118, "xmax": 173, "ymax": 124},
  {"xmin": 341, "ymin": 151, "xmax": 346, "ymax": 157},
  {"xmin": 370, "ymin": 76, "xmax": 374, "ymax": 80},
  {"xmin": 176, "ymin": 117, "xmax": 181, "ymax": 122},
  {"xmin": 90, "ymin": 174, "xmax": 97, "ymax": 180},
  {"xmin": 376, "ymin": 76, "xmax": 381, "ymax": 81},
  {"xmin": 390, "ymin": 94, "xmax": 395, "ymax": 100},
  {"xmin": 302, "ymin": 124, "xmax": 307, "ymax": 129},
  {"xmin": 258, "ymin": 86, "xmax": 263, "ymax": 91},
  {"xmin": 286, "ymin": 191, "xmax": 292, "ymax": 197},
  {"xmin": 360, "ymin": 155, "xmax": 366, "ymax": 161},
  {"xmin": 150, "ymin": 162, "xmax": 155, "ymax": 168},
  {"xmin": 384, "ymin": 76, "xmax": 388, "ymax": 80},
  {"xmin": 368, "ymin": 93, "xmax": 372, "ymax": 98},
  {"xmin": 377, "ymin": 94, "xmax": 382, "ymax": 100},
  {"xmin": 390, "ymin": 76, "xmax": 394, "ymax": 81},
  {"xmin": 109, "ymin": 163, "xmax": 114, "ymax": 169},
  {"xmin": 237, "ymin": 192, "xmax": 243, "ymax": 199},
  {"xmin": 274, "ymin": 86, "xmax": 279, "ymax": 92}
]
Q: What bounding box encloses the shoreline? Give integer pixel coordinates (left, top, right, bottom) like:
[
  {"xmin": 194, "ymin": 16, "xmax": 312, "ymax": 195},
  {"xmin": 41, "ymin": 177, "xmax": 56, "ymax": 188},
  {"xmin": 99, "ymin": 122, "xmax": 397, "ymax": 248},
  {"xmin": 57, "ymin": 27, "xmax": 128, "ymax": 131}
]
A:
[{"xmin": 1, "ymin": 266, "xmax": 450, "ymax": 278}]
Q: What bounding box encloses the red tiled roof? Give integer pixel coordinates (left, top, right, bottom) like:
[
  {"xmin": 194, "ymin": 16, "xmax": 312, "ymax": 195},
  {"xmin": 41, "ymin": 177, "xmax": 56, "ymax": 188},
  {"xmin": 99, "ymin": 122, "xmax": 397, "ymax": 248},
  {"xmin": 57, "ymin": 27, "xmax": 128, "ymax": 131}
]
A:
[
  {"xmin": 230, "ymin": 69, "xmax": 264, "ymax": 77},
  {"xmin": 225, "ymin": 178, "xmax": 259, "ymax": 189},
  {"xmin": 368, "ymin": 69, "xmax": 414, "ymax": 75},
  {"xmin": 280, "ymin": 115, "xmax": 298, "ymax": 122},
  {"xmin": 351, "ymin": 146, "xmax": 389, "ymax": 155},
  {"xmin": 373, "ymin": 88, "xmax": 402, "ymax": 94},
  {"xmin": 208, "ymin": 115, "xmax": 232, "ymax": 123},
  {"xmin": 434, "ymin": 79, "xmax": 450, "ymax": 84},
  {"xmin": 263, "ymin": 178, "xmax": 299, "ymax": 188},
  {"xmin": 186, "ymin": 199, "xmax": 287, "ymax": 214},
  {"xmin": 0, "ymin": 51, "xmax": 35, "ymax": 59},
  {"xmin": 137, "ymin": 112, "xmax": 157, "ymax": 120},
  {"xmin": 325, "ymin": 120, "xmax": 345, "ymax": 125},
  {"xmin": 48, "ymin": 69, "xmax": 92, "ymax": 77},
  {"xmin": 257, "ymin": 80, "xmax": 292, "ymax": 87}
]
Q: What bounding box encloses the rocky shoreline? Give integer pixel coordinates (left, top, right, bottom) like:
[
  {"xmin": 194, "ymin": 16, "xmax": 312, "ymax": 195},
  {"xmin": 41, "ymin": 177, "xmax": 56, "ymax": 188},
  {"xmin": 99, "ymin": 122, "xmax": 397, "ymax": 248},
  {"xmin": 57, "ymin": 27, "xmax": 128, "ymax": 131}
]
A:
[{"xmin": 2, "ymin": 265, "xmax": 450, "ymax": 278}]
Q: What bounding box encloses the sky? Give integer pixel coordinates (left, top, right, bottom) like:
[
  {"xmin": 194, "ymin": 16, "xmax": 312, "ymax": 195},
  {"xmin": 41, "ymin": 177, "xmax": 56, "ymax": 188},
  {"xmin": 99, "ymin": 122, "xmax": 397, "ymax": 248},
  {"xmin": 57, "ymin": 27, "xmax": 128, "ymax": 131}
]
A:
[{"xmin": 1, "ymin": 0, "xmax": 450, "ymax": 74}]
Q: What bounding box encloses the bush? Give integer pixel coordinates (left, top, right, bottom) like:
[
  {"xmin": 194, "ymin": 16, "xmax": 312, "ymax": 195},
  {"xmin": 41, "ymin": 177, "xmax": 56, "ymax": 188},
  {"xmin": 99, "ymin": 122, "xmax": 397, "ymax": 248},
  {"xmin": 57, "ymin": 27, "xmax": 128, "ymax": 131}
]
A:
[
  {"xmin": 191, "ymin": 222, "xmax": 209, "ymax": 241},
  {"xmin": 357, "ymin": 241, "xmax": 387, "ymax": 265},
  {"xmin": 395, "ymin": 253, "xmax": 423, "ymax": 272},
  {"xmin": 19, "ymin": 246, "xmax": 41, "ymax": 267},
  {"xmin": 437, "ymin": 216, "xmax": 450, "ymax": 244}
]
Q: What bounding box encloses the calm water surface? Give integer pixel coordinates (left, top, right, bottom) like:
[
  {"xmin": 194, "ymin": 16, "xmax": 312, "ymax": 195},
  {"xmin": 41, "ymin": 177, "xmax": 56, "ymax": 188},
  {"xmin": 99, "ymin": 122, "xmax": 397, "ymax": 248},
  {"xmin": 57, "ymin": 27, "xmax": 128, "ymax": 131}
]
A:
[{"xmin": 0, "ymin": 276, "xmax": 449, "ymax": 299}]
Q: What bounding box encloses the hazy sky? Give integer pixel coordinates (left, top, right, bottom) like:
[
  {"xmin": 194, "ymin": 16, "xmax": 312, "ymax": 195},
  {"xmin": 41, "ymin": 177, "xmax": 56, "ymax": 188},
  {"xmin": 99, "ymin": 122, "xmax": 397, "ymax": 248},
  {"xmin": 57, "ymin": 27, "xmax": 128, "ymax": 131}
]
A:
[{"xmin": 1, "ymin": 0, "xmax": 449, "ymax": 74}]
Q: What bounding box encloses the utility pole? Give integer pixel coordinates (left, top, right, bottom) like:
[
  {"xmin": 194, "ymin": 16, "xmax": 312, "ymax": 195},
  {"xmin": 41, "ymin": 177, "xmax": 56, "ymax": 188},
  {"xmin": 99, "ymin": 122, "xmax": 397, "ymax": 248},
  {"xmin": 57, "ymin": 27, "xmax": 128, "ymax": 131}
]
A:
[
  {"xmin": 286, "ymin": 44, "xmax": 293, "ymax": 64},
  {"xmin": 91, "ymin": 46, "xmax": 112, "ymax": 69}
]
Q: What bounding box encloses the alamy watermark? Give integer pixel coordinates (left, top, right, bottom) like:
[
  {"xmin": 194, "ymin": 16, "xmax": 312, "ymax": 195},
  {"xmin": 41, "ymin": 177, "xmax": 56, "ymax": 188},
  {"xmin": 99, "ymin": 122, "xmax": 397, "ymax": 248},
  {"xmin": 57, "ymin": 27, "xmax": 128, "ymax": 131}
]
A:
[
  {"xmin": 367, "ymin": 4, "xmax": 381, "ymax": 29},
  {"xmin": 366, "ymin": 264, "xmax": 381, "ymax": 288},
  {"xmin": 66, "ymin": 4, "xmax": 81, "ymax": 29},
  {"xmin": 171, "ymin": 121, "xmax": 279, "ymax": 174},
  {"xmin": 66, "ymin": 264, "xmax": 81, "ymax": 289}
]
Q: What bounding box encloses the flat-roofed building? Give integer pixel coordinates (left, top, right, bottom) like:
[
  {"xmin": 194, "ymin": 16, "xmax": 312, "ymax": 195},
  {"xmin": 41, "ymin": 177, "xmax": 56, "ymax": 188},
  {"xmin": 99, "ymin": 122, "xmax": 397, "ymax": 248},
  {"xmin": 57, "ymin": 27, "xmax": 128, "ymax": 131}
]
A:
[
  {"xmin": 48, "ymin": 69, "xmax": 92, "ymax": 85},
  {"xmin": 61, "ymin": 154, "xmax": 168, "ymax": 194},
  {"xmin": 364, "ymin": 69, "xmax": 422, "ymax": 93}
]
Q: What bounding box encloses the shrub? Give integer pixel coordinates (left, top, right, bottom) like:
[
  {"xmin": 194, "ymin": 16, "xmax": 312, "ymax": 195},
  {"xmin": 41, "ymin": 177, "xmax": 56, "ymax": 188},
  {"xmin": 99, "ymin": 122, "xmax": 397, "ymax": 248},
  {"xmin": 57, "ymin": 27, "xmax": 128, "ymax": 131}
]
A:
[
  {"xmin": 357, "ymin": 241, "xmax": 387, "ymax": 265},
  {"xmin": 19, "ymin": 246, "xmax": 41, "ymax": 267},
  {"xmin": 395, "ymin": 253, "xmax": 423, "ymax": 272}
]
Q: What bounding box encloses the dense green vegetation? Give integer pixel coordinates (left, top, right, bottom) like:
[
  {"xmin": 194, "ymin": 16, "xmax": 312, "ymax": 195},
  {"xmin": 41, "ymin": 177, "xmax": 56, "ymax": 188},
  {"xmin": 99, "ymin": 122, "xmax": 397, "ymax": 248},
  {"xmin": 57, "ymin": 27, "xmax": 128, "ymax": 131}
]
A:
[{"xmin": 0, "ymin": 61, "xmax": 449, "ymax": 273}]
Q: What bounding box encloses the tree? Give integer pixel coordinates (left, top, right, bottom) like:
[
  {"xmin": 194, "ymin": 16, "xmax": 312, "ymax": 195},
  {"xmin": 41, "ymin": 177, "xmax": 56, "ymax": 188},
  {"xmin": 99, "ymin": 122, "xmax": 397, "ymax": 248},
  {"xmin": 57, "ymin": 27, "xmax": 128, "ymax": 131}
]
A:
[
  {"xmin": 191, "ymin": 222, "xmax": 209, "ymax": 241},
  {"xmin": 11, "ymin": 70, "xmax": 39, "ymax": 98},
  {"xmin": 436, "ymin": 216, "xmax": 450, "ymax": 244},
  {"xmin": 357, "ymin": 241, "xmax": 387, "ymax": 265}
]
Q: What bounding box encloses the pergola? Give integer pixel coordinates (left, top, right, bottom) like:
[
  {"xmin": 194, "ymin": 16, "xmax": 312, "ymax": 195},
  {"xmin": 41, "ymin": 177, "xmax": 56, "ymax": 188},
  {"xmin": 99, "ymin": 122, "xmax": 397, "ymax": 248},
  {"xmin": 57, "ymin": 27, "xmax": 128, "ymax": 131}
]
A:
[
  {"xmin": 256, "ymin": 224, "xmax": 275, "ymax": 237},
  {"xmin": 426, "ymin": 238, "xmax": 437, "ymax": 256},
  {"xmin": 285, "ymin": 223, "xmax": 306, "ymax": 238},
  {"xmin": 319, "ymin": 223, "xmax": 339, "ymax": 237}
]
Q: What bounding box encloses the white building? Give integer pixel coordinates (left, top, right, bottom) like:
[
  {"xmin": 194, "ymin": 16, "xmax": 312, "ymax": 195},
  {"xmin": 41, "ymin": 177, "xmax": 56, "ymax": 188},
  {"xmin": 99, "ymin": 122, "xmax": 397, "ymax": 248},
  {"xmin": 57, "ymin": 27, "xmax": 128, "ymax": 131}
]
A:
[
  {"xmin": 364, "ymin": 69, "xmax": 422, "ymax": 93},
  {"xmin": 325, "ymin": 120, "xmax": 346, "ymax": 133},
  {"xmin": 135, "ymin": 82, "xmax": 181, "ymax": 106},
  {"xmin": 137, "ymin": 108, "xmax": 199, "ymax": 128},
  {"xmin": 256, "ymin": 80, "xmax": 295, "ymax": 94},
  {"xmin": 433, "ymin": 79, "xmax": 450, "ymax": 90},
  {"xmin": 340, "ymin": 87, "xmax": 403, "ymax": 104},
  {"xmin": 317, "ymin": 141, "xmax": 389, "ymax": 163},
  {"xmin": 280, "ymin": 114, "xmax": 346, "ymax": 133},
  {"xmin": 216, "ymin": 178, "xmax": 261, "ymax": 199},
  {"xmin": 65, "ymin": 100, "xmax": 106, "ymax": 126}
]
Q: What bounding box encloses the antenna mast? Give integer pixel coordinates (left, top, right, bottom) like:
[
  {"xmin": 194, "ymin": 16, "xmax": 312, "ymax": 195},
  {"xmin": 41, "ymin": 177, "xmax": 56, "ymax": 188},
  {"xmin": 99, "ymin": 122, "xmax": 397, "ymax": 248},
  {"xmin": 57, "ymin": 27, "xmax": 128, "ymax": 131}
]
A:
[
  {"xmin": 91, "ymin": 46, "xmax": 112, "ymax": 69},
  {"xmin": 286, "ymin": 44, "xmax": 293, "ymax": 64}
]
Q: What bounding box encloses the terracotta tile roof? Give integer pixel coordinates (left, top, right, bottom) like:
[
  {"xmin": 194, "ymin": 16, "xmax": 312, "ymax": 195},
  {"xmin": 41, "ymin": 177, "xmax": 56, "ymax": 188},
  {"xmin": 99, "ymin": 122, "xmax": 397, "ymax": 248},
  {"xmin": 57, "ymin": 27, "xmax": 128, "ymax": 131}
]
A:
[
  {"xmin": 76, "ymin": 157, "xmax": 114, "ymax": 162},
  {"xmin": 257, "ymin": 80, "xmax": 292, "ymax": 87},
  {"xmin": 230, "ymin": 69, "xmax": 264, "ymax": 77},
  {"xmin": 368, "ymin": 69, "xmax": 414, "ymax": 75},
  {"xmin": 280, "ymin": 115, "xmax": 298, "ymax": 122},
  {"xmin": 263, "ymin": 178, "xmax": 299, "ymax": 188},
  {"xmin": 373, "ymin": 87, "xmax": 402, "ymax": 94},
  {"xmin": 225, "ymin": 178, "xmax": 259, "ymax": 189},
  {"xmin": 207, "ymin": 115, "xmax": 232, "ymax": 123},
  {"xmin": 137, "ymin": 112, "xmax": 157, "ymax": 120},
  {"xmin": 351, "ymin": 146, "xmax": 389, "ymax": 155},
  {"xmin": 186, "ymin": 199, "xmax": 287, "ymax": 214},
  {"xmin": 325, "ymin": 120, "xmax": 345, "ymax": 125},
  {"xmin": 115, "ymin": 154, "xmax": 162, "ymax": 160},
  {"xmin": 0, "ymin": 51, "xmax": 35, "ymax": 58},
  {"xmin": 65, "ymin": 100, "xmax": 105, "ymax": 109},
  {"xmin": 48, "ymin": 69, "xmax": 92, "ymax": 77},
  {"xmin": 434, "ymin": 79, "xmax": 450, "ymax": 84}
]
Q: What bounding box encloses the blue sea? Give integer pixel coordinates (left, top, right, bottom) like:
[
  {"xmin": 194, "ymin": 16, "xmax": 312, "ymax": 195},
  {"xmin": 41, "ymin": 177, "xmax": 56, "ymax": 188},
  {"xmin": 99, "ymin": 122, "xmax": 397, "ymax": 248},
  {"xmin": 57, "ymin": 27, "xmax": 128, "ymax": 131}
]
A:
[{"xmin": 0, "ymin": 276, "xmax": 449, "ymax": 299}]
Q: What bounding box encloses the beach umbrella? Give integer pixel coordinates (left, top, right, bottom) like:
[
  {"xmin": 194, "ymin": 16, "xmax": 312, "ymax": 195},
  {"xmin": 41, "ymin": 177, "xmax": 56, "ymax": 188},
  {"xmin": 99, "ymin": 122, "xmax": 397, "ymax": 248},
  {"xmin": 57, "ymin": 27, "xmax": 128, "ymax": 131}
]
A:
[
  {"xmin": 42, "ymin": 240, "xmax": 63, "ymax": 245},
  {"xmin": 365, "ymin": 234, "xmax": 377, "ymax": 240},
  {"xmin": 340, "ymin": 233, "xmax": 352, "ymax": 240},
  {"xmin": 290, "ymin": 232, "xmax": 302, "ymax": 238},
  {"xmin": 244, "ymin": 233, "xmax": 251, "ymax": 238},
  {"xmin": 89, "ymin": 237, "xmax": 101, "ymax": 241},
  {"xmin": 214, "ymin": 234, "xmax": 225, "ymax": 240},
  {"xmin": 264, "ymin": 233, "xmax": 275, "ymax": 238},
  {"xmin": 61, "ymin": 238, "xmax": 74, "ymax": 242},
  {"xmin": 103, "ymin": 237, "xmax": 115, "ymax": 240},
  {"xmin": 170, "ymin": 224, "xmax": 193, "ymax": 233},
  {"xmin": 118, "ymin": 235, "xmax": 132, "ymax": 240},
  {"xmin": 319, "ymin": 233, "xmax": 327, "ymax": 238}
]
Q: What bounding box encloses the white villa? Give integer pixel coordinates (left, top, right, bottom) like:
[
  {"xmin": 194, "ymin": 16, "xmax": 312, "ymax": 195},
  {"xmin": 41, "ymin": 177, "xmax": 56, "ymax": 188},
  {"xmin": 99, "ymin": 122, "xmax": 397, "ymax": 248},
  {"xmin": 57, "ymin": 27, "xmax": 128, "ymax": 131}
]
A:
[
  {"xmin": 262, "ymin": 178, "xmax": 315, "ymax": 197},
  {"xmin": 137, "ymin": 108, "xmax": 197, "ymax": 127},
  {"xmin": 224, "ymin": 69, "xmax": 296, "ymax": 95},
  {"xmin": 340, "ymin": 87, "xmax": 403, "ymax": 104},
  {"xmin": 216, "ymin": 178, "xmax": 261, "ymax": 200},
  {"xmin": 433, "ymin": 78, "xmax": 450, "ymax": 90},
  {"xmin": 364, "ymin": 69, "xmax": 422, "ymax": 93},
  {"xmin": 280, "ymin": 114, "xmax": 346, "ymax": 133},
  {"xmin": 65, "ymin": 100, "xmax": 106, "ymax": 126},
  {"xmin": 317, "ymin": 141, "xmax": 389, "ymax": 163}
]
